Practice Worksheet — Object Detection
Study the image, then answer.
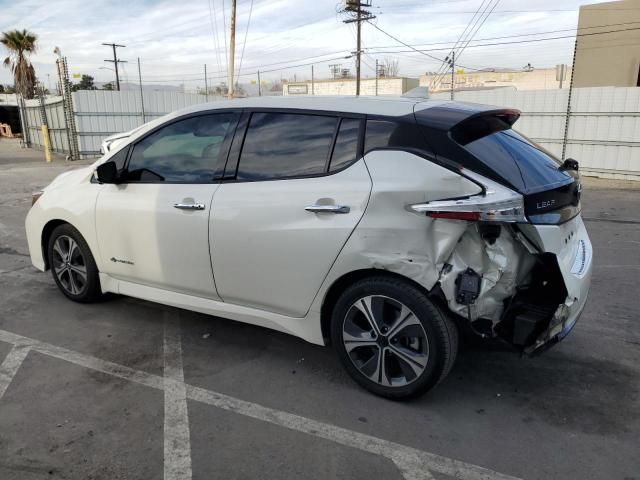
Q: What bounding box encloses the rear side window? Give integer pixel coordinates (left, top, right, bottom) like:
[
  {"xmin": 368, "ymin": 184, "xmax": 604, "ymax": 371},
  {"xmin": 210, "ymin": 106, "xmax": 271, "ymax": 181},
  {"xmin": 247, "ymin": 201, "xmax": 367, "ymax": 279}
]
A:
[
  {"xmin": 364, "ymin": 119, "xmax": 430, "ymax": 154},
  {"xmin": 237, "ymin": 113, "xmax": 337, "ymax": 181},
  {"xmin": 329, "ymin": 118, "xmax": 360, "ymax": 172},
  {"xmin": 464, "ymin": 129, "xmax": 572, "ymax": 193}
]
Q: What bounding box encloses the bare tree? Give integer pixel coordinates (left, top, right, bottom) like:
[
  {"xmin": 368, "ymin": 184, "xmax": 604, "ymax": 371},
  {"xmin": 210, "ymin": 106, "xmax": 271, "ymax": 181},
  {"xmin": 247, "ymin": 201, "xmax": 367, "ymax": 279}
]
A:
[
  {"xmin": 269, "ymin": 80, "xmax": 283, "ymax": 92},
  {"xmin": 382, "ymin": 58, "xmax": 399, "ymax": 77}
]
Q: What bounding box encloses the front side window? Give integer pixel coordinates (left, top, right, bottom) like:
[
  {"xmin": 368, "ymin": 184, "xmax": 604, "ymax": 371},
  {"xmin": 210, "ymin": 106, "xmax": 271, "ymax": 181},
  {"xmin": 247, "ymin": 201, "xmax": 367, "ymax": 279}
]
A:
[
  {"xmin": 237, "ymin": 112, "xmax": 337, "ymax": 181},
  {"xmin": 126, "ymin": 113, "xmax": 236, "ymax": 182}
]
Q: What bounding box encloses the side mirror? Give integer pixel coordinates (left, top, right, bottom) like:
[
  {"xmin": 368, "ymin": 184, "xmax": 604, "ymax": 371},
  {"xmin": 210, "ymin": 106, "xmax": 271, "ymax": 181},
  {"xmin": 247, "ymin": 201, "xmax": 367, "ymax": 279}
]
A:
[
  {"xmin": 96, "ymin": 160, "xmax": 119, "ymax": 184},
  {"xmin": 559, "ymin": 158, "xmax": 579, "ymax": 172}
]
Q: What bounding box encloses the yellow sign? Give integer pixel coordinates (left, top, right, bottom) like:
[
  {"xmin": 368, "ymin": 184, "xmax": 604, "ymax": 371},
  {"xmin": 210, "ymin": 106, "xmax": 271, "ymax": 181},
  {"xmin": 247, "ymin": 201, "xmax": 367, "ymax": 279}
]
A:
[
  {"xmin": 456, "ymin": 69, "xmax": 465, "ymax": 75},
  {"xmin": 72, "ymin": 73, "xmax": 81, "ymax": 79}
]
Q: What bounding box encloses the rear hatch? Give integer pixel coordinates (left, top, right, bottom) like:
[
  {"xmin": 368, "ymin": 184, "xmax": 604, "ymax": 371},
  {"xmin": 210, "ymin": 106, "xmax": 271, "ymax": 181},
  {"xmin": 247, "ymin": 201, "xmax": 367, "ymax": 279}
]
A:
[{"xmin": 414, "ymin": 103, "xmax": 581, "ymax": 225}]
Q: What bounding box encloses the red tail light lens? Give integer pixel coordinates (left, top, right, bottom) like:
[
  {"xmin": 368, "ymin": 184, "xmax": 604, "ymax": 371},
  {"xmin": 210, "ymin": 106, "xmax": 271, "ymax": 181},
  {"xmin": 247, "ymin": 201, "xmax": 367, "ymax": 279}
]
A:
[{"xmin": 410, "ymin": 171, "xmax": 527, "ymax": 223}]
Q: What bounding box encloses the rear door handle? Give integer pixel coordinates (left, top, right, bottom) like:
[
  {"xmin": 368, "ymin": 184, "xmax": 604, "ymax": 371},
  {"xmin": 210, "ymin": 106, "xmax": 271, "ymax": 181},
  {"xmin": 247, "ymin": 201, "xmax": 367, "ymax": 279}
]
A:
[
  {"xmin": 174, "ymin": 203, "xmax": 205, "ymax": 210},
  {"xmin": 305, "ymin": 204, "xmax": 350, "ymax": 214}
]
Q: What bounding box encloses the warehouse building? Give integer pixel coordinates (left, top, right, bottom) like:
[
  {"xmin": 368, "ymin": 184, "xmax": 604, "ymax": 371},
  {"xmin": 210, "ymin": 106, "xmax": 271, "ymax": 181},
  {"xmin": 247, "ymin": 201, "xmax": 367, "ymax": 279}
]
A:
[{"xmin": 573, "ymin": 0, "xmax": 640, "ymax": 87}]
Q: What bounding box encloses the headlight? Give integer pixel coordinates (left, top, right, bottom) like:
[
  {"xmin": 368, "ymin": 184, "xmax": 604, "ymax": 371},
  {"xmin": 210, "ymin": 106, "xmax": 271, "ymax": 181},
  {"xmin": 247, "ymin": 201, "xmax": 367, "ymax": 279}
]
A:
[{"xmin": 32, "ymin": 191, "xmax": 44, "ymax": 206}]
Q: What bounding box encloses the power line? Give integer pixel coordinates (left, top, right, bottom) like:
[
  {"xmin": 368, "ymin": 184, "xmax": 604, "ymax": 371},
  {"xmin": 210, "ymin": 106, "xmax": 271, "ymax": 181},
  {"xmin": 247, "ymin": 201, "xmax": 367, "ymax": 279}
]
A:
[
  {"xmin": 222, "ymin": 0, "xmax": 229, "ymax": 67},
  {"xmin": 139, "ymin": 54, "xmax": 353, "ymax": 83},
  {"xmin": 430, "ymin": 0, "xmax": 490, "ymax": 86},
  {"xmin": 366, "ymin": 25, "xmax": 640, "ymax": 56},
  {"xmin": 133, "ymin": 19, "xmax": 640, "ymax": 80},
  {"xmin": 365, "ymin": 20, "xmax": 640, "ymax": 51},
  {"xmin": 433, "ymin": 0, "xmax": 501, "ymax": 89},
  {"xmin": 208, "ymin": 0, "xmax": 223, "ymax": 78},
  {"xmin": 101, "ymin": 22, "xmax": 640, "ymax": 86},
  {"xmin": 236, "ymin": 0, "xmax": 255, "ymax": 84}
]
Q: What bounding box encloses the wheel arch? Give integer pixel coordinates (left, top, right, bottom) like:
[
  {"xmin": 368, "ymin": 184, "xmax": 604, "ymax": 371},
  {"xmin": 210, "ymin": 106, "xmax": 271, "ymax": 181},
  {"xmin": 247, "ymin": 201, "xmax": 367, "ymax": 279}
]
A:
[
  {"xmin": 320, "ymin": 268, "xmax": 448, "ymax": 344},
  {"xmin": 41, "ymin": 219, "xmax": 71, "ymax": 270}
]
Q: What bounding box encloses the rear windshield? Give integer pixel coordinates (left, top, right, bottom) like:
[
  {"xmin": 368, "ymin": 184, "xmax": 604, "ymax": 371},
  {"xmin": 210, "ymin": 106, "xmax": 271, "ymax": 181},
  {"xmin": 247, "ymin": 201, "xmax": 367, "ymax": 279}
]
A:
[{"xmin": 464, "ymin": 129, "xmax": 573, "ymax": 194}]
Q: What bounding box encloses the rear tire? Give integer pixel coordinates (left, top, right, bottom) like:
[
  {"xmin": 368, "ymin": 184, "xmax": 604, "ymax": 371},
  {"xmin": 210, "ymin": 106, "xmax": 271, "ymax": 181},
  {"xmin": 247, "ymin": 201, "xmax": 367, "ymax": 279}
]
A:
[
  {"xmin": 47, "ymin": 224, "xmax": 103, "ymax": 303},
  {"xmin": 330, "ymin": 275, "xmax": 458, "ymax": 399}
]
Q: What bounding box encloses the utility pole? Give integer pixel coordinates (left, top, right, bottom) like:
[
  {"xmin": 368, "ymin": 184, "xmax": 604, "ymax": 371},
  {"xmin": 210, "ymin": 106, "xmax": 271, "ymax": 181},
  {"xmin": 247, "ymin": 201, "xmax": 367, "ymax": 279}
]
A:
[
  {"xmin": 446, "ymin": 51, "xmax": 455, "ymax": 100},
  {"xmin": 228, "ymin": 0, "xmax": 237, "ymax": 99},
  {"xmin": 102, "ymin": 43, "xmax": 127, "ymax": 91},
  {"xmin": 204, "ymin": 64, "xmax": 208, "ymax": 101},
  {"xmin": 355, "ymin": 5, "xmax": 361, "ymax": 96},
  {"xmin": 342, "ymin": 1, "xmax": 375, "ymax": 96},
  {"xmin": 257, "ymin": 70, "xmax": 261, "ymax": 96},
  {"xmin": 375, "ymin": 59, "xmax": 378, "ymax": 96},
  {"xmin": 137, "ymin": 57, "xmax": 145, "ymax": 122},
  {"xmin": 311, "ymin": 65, "xmax": 314, "ymax": 95}
]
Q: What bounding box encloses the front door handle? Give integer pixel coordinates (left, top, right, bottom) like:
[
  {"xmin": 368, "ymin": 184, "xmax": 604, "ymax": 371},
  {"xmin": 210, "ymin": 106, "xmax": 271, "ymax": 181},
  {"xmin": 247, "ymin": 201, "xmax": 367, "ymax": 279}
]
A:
[
  {"xmin": 174, "ymin": 203, "xmax": 205, "ymax": 210},
  {"xmin": 305, "ymin": 204, "xmax": 350, "ymax": 214}
]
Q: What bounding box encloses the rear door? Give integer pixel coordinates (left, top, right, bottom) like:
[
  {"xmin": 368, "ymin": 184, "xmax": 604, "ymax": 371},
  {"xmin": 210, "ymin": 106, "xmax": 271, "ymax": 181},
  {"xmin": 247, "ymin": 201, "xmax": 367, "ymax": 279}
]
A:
[{"xmin": 210, "ymin": 112, "xmax": 371, "ymax": 317}]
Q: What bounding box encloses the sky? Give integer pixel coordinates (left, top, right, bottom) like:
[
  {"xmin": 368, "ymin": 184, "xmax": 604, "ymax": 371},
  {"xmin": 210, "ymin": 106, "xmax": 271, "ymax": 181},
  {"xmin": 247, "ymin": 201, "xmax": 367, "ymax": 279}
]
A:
[{"xmin": 0, "ymin": 0, "xmax": 616, "ymax": 90}]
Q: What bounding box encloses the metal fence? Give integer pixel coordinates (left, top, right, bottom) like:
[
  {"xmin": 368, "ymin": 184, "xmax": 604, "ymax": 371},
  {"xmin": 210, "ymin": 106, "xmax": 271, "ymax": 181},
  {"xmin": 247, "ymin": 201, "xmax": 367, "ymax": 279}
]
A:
[
  {"xmin": 20, "ymin": 96, "xmax": 70, "ymax": 154},
  {"xmin": 73, "ymin": 90, "xmax": 221, "ymax": 156},
  {"xmin": 432, "ymin": 86, "xmax": 640, "ymax": 181},
  {"xmin": 15, "ymin": 86, "xmax": 640, "ymax": 180},
  {"xmin": 19, "ymin": 90, "xmax": 218, "ymax": 158}
]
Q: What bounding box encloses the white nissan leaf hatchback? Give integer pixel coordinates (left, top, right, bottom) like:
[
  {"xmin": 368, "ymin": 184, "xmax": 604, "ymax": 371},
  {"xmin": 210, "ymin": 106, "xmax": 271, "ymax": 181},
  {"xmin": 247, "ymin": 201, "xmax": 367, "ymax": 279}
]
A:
[{"xmin": 25, "ymin": 96, "xmax": 592, "ymax": 399}]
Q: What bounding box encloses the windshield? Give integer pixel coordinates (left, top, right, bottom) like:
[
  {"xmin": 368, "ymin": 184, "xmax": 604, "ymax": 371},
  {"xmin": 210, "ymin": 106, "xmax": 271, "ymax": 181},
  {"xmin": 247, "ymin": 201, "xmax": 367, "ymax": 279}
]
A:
[{"xmin": 464, "ymin": 128, "xmax": 573, "ymax": 194}]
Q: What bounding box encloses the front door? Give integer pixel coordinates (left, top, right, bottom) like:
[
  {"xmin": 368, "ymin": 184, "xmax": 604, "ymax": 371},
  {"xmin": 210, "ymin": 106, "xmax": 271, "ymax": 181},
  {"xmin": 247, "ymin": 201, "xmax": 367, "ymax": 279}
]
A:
[
  {"xmin": 96, "ymin": 112, "xmax": 238, "ymax": 299},
  {"xmin": 211, "ymin": 112, "xmax": 371, "ymax": 317}
]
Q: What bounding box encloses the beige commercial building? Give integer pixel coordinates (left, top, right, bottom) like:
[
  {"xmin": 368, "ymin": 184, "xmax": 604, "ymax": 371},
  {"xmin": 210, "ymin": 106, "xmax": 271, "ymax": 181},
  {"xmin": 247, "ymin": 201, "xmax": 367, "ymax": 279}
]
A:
[
  {"xmin": 573, "ymin": 0, "xmax": 640, "ymax": 87},
  {"xmin": 420, "ymin": 67, "xmax": 571, "ymax": 92},
  {"xmin": 282, "ymin": 77, "xmax": 419, "ymax": 96}
]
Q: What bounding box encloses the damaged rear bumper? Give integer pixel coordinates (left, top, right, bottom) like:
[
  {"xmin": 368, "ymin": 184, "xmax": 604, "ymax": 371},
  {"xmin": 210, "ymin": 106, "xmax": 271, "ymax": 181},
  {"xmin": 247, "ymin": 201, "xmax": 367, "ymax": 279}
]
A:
[
  {"xmin": 523, "ymin": 281, "xmax": 590, "ymax": 355},
  {"xmin": 437, "ymin": 214, "xmax": 593, "ymax": 353}
]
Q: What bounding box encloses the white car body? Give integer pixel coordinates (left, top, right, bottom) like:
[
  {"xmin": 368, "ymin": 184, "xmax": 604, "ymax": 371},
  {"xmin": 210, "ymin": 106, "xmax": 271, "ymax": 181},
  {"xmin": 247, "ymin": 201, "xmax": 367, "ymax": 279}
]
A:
[{"xmin": 26, "ymin": 96, "xmax": 592, "ymax": 390}]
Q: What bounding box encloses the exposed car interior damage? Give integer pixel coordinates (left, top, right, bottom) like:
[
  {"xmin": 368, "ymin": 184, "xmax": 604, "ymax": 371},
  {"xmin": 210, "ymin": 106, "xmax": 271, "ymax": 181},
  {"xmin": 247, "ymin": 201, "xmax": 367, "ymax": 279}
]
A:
[{"xmin": 435, "ymin": 221, "xmax": 571, "ymax": 353}]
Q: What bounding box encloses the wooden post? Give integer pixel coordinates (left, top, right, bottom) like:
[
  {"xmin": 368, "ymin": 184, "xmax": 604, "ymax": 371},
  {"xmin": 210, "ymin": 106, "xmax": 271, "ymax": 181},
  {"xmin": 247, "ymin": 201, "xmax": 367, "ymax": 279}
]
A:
[{"xmin": 228, "ymin": 0, "xmax": 237, "ymax": 99}]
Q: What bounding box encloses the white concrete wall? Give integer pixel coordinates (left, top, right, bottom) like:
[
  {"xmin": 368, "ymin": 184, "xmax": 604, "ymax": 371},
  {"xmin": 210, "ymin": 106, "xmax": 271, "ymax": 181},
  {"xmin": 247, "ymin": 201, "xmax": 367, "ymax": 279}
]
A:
[
  {"xmin": 283, "ymin": 77, "xmax": 419, "ymax": 96},
  {"xmin": 421, "ymin": 68, "xmax": 571, "ymax": 92}
]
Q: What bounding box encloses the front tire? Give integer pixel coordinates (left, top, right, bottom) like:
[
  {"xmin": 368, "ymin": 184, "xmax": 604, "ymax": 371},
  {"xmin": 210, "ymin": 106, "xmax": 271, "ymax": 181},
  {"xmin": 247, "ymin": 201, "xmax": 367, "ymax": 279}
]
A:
[
  {"xmin": 330, "ymin": 276, "xmax": 458, "ymax": 399},
  {"xmin": 47, "ymin": 224, "xmax": 102, "ymax": 303}
]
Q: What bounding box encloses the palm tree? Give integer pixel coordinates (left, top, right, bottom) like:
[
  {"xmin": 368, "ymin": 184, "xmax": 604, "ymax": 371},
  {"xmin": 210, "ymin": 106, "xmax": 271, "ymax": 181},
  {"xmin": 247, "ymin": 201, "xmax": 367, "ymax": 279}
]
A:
[{"xmin": 1, "ymin": 29, "xmax": 37, "ymax": 99}]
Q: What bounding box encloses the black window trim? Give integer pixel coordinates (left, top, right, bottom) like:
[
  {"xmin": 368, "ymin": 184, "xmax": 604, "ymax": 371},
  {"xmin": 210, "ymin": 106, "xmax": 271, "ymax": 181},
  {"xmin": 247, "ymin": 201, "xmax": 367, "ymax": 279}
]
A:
[
  {"xmin": 119, "ymin": 109, "xmax": 242, "ymax": 185},
  {"xmin": 221, "ymin": 108, "xmax": 366, "ymax": 184}
]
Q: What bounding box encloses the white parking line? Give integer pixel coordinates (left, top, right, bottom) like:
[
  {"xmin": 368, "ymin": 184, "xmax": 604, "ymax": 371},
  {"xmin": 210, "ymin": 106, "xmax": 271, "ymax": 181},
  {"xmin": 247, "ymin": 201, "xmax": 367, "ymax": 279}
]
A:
[
  {"xmin": 0, "ymin": 328, "xmax": 522, "ymax": 480},
  {"xmin": 0, "ymin": 345, "xmax": 31, "ymax": 400},
  {"xmin": 163, "ymin": 315, "xmax": 193, "ymax": 480}
]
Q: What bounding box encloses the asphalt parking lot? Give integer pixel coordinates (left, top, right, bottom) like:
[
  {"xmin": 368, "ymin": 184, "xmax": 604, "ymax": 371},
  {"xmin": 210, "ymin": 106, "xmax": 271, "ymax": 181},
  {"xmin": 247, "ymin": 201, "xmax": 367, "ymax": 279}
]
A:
[{"xmin": 1, "ymin": 139, "xmax": 639, "ymax": 480}]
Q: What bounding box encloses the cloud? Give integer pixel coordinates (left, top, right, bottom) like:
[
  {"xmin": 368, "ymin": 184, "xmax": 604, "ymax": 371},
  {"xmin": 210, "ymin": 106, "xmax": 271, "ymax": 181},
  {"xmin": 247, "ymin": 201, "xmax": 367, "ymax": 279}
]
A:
[{"xmin": 0, "ymin": 0, "xmax": 614, "ymax": 88}]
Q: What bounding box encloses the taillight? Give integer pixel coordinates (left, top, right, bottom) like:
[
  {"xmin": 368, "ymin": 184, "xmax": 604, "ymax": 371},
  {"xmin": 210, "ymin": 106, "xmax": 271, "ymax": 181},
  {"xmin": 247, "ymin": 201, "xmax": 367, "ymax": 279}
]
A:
[{"xmin": 410, "ymin": 171, "xmax": 528, "ymax": 223}]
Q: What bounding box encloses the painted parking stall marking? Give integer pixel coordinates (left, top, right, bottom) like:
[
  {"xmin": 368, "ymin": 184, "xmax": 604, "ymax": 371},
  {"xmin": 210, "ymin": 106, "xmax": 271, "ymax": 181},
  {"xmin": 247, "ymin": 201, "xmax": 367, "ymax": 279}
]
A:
[
  {"xmin": 0, "ymin": 327, "xmax": 521, "ymax": 480},
  {"xmin": 163, "ymin": 314, "xmax": 193, "ymax": 480},
  {"xmin": 0, "ymin": 345, "xmax": 31, "ymax": 400}
]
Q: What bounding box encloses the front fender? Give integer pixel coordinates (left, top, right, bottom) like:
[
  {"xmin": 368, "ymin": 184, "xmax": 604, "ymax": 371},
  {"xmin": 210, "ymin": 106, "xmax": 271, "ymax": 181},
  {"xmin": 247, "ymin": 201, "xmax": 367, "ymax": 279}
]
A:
[{"xmin": 25, "ymin": 171, "xmax": 102, "ymax": 272}]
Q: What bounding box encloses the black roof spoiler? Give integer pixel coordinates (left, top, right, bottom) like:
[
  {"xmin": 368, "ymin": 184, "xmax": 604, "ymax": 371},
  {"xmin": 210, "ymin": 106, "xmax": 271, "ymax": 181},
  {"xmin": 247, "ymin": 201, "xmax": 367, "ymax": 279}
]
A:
[{"xmin": 414, "ymin": 103, "xmax": 521, "ymax": 138}]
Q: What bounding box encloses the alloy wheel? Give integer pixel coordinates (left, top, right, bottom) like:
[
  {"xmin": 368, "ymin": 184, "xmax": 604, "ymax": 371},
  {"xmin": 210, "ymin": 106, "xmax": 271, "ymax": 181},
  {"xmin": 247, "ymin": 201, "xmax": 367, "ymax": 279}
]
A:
[
  {"xmin": 52, "ymin": 235, "xmax": 88, "ymax": 296},
  {"xmin": 342, "ymin": 295, "xmax": 430, "ymax": 387}
]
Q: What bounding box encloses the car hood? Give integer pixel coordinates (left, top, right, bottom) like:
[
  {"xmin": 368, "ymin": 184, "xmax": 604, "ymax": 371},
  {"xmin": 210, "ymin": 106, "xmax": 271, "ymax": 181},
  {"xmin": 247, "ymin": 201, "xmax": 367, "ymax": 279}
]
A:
[{"xmin": 45, "ymin": 165, "xmax": 94, "ymax": 191}]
